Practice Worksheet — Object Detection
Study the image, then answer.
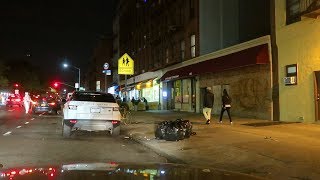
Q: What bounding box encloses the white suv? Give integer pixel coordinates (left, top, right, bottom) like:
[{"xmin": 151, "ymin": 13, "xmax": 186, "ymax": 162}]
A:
[{"xmin": 62, "ymin": 91, "xmax": 121, "ymax": 138}]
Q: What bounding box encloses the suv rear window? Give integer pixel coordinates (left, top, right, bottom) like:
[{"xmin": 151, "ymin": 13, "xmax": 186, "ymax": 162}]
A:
[{"xmin": 71, "ymin": 92, "xmax": 116, "ymax": 103}]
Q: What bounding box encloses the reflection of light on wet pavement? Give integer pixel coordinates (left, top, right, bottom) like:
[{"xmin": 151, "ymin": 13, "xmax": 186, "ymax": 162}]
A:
[
  {"xmin": 3, "ymin": 131, "xmax": 12, "ymax": 136},
  {"xmin": 8, "ymin": 109, "xmax": 14, "ymax": 112},
  {"xmin": 31, "ymin": 118, "xmax": 34, "ymax": 120},
  {"xmin": 25, "ymin": 122, "xmax": 29, "ymax": 124},
  {"xmin": 16, "ymin": 126, "xmax": 22, "ymax": 129}
]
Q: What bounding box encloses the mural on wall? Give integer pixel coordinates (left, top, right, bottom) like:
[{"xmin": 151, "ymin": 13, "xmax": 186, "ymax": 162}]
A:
[{"xmin": 233, "ymin": 78, "xmax": 271, "ymax": 111}]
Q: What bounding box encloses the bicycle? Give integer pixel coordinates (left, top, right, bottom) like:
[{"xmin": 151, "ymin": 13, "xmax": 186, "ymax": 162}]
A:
[{"xmin": 120, "ymin": 106, "xmax": 132, "ymax": 125}]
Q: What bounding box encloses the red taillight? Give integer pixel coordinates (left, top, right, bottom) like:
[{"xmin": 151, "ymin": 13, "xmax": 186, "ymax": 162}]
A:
[
  {"xmin": 112, "ymin": 120, "xmax": 119, "ymax": 124},
  {"xmin": 50, "ymin": 173, "xmax": 54, "ymax": 177},
  {"xmin": 49, "ymin": 102, "xmax": 55, "ymax": 106},
  {"xmin": 10, "ymin": 171, "xmax": 16, "ymax": 175},
  {"xmin": 69, "ymin": 120, "xmax": 77, "ymax": 124}
]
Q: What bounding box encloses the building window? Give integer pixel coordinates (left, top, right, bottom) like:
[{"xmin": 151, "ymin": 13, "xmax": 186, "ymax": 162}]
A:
[
  {"xmin": 180, "ymin": 40, "xmax": 185, "ymax": 61},
  {"xmin": 180, "ymin": 7, "xmax": 184, "ymax": 25},
  {"xmin": 165, "ymin": 48, "xmax": 169, "ymax": 63},
  {"xmin": 286, "ymin": 0, "xmax": 319, "ymax": 24},
  {"xmin": 189, "ymin": 0, "xmax": 195, "ymax": 19},
  {"xmin": 190, "ymin": 34, "xmax": 196, "ymax": 58}
]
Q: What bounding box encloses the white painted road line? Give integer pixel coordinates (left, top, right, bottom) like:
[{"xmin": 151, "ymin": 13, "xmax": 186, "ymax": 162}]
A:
[
  {"xmin": 16, "ymin": 126, "xmax": 22, "ymax": 129},
  {"xmin": 25, "ymin": 122, "xmax": 29, "ymax": 124},
  {"xmin": 31, "ymin": 118, "xmax": 35, "ymax": 120},
  {"xmin": 3, "ymin": 131, "xmax": 12, "ymax": 136}
]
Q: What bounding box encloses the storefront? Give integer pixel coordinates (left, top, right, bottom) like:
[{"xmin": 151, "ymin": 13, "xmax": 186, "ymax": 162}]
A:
[
  {"xmin": 135, "ymin": 79, "xmax": 161, "ymax": 110},
  {"xmin": 119, "ymin": 71, "xmax": 162, "ymax": 110},
  {"xmin": 161, "ymin": 77, "xmax": 197, "ymax": 112},
  {"xmin": 160, "ymin": 37, "xmax": 272, "ymax": 119}
]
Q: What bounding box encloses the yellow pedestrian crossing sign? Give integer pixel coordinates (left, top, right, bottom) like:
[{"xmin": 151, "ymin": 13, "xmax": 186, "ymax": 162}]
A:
[{"xmin": 118, "ymin": 53, "xmax": 134, "ymax": 75}]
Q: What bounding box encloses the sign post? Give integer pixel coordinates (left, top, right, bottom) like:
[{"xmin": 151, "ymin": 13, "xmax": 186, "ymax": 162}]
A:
[
  {"xmin": 103, "ymin": 63, "xmax": 109, "ymax": 93},
  {"xmin": 118, "ymin": 53, "xmax": 134, "ymax": 101}
]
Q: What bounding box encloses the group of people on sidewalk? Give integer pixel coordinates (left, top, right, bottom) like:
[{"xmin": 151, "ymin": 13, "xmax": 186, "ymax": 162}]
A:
[{"xmin": 203, "ymin": 87, "xmax": 232, "ymax": 125}]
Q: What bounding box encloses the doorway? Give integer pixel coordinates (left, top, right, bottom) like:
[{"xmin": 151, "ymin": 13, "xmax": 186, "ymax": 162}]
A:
[{"xmin": 314, "ymin": 71, "xmax": 320, "ymax": 121}]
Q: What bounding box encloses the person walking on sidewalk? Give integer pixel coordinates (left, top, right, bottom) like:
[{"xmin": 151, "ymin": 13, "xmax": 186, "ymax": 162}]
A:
[
  {"xmin": 219, "ymin": 89, "xmax": 232, "ymax": 124},
  {"xmin": 203, "ymin": 87, "xmax": 214, "ymax": 124}
]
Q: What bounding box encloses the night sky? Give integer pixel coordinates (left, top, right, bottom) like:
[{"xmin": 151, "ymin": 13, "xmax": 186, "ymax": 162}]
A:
[{"xmin": 0, "ymin": 0, "xmax": 115, "ymax": 82}]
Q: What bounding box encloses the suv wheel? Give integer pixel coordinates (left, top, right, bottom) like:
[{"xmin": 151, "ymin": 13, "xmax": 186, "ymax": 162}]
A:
[
  {"xmin": 62, "ymin": 122, "xmax": 71, "ymax": 138},
  {"xmin": 111, "ymin": 126, "xmax": 120, "ymax": 136}
]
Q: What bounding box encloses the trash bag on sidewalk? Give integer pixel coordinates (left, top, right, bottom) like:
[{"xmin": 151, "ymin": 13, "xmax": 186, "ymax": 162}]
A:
[
  {"xmin": 176, "ymin": 119, "xmax": 193, "ymax": 138},
  {"xmin": 155, "ymin": 119, "xmax": 194, "ymax": 141},
  {"xmin": 155, "ymin": 121, "xmax": 170, "ymax": 140},
  {"xmin": 163, "ymin": 121, "xmax": 185, "ymax": 141}
]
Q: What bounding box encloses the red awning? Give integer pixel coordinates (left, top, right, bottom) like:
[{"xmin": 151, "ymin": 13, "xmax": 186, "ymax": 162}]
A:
[{"xmin": 160, "ymin": 44, "xmax": 269, "ymax": 81}]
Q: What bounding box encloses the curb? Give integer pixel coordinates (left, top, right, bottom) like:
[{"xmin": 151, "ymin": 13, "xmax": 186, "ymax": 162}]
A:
[{"xmin": 122, "ymin": 127, "xmax": 187, "ymax": 165}]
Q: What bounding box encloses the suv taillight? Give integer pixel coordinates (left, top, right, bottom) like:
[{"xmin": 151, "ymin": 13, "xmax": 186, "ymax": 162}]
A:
[
  {"xmin": 69, "ymin": 120, "xmax": 77, "ymax": 124},
  {"xmin": 112, "ymin": 120, "xmax": 120, "ymax": 124}
]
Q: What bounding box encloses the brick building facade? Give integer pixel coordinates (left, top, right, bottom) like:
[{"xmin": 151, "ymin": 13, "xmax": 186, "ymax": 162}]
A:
[
  {"xmin": 113, "ymin": 0, "xmax": 273, "ymax": 119},
  {"xmin": 117, "ymin": 0, "xmax": 199, "ymax": 76}
]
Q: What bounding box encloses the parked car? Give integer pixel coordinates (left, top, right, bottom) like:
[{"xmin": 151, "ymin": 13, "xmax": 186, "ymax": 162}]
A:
[
  {"xmin": 62, "ymin": 91, "xmax": 121, "ymax": 138},
  {"xmin": 31, "ymin": 96, "xmax": 60, "ymax": 114},
  {"xmin": 6, "ymin": 94, "xmax": 23, "ymax": 107}
]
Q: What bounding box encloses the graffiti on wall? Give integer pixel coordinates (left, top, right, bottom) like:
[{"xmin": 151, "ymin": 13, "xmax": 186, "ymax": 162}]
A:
[{"xmin": 233, "ymin": 78, "xmax": 271, "ymax": 111}]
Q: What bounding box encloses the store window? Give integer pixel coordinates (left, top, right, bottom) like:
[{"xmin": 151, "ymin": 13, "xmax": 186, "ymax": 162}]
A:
[
  {"xmin": 174, "ymin": 80, "xmax": 182, "ymax": 103},
  {"xmin": 182, "ymin": 79, "xmax": 190, "ymax": 104},
  {"xmin": 190, "ymin": 34, "xmax": 196, "ymax": 58}
]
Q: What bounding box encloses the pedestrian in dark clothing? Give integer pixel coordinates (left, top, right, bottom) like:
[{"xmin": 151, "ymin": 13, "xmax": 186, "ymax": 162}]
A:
[
  {"xmin": 142, "ymin": 97, "xmax": 149, "ymax": 110},
  {"xmin": 219, "ymin": 89, "xmax": 232, "ymax": 124},
  {"xmin": 203, "ymin": 87, "xmax": 214, "ymax": 124}
]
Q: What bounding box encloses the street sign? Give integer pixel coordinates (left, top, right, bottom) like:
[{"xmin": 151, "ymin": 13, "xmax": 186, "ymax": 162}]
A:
[
  {"xmin": 118, "ymin": 53, "xmax": 134, "ymax": 75},
  {"xmin": 103, "ymin": 62, "xmax": 109, "ymax": 70},
  {"xmin": 102, "ymin": 70, "xmax": 112, "ymax": 75}
]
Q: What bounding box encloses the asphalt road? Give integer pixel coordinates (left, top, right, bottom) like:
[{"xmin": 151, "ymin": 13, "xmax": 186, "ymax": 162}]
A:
[{"xmin": 0, "ymin": 105, "xmax": 167, "ymax": 169}]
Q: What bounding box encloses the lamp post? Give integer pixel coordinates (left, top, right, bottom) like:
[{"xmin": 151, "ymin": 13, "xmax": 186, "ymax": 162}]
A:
[{"xmin": 63, "ymin": 63, "xmax": 81, "ymax": 90}]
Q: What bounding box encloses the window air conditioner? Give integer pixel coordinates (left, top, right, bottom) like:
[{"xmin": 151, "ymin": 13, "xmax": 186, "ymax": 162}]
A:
[{"xmin": 284, "ymin": 76, "xmax": 297, "ymax": 85}]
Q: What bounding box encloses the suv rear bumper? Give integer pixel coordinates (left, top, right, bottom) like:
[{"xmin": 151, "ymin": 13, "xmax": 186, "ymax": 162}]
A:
[{"xmin": 63, "ymin": 119, "xmax": 120, "ymax": 132}]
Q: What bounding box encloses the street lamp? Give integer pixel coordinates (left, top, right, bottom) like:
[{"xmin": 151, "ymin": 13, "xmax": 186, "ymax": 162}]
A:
[{"xmin": 63, "ymin": 63, "xmax": 81, "ymax": 90}]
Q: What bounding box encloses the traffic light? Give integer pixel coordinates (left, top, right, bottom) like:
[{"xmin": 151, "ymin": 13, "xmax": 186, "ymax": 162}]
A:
[{"xmin": 53, "ymin": 82, "xmax": 59, "ymax": 88}]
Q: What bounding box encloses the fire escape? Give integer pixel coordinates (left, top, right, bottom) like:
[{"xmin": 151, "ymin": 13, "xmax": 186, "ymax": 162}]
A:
[{"xmin": 287, "ymin": 0, "xmax": 320, "ymax": 24}]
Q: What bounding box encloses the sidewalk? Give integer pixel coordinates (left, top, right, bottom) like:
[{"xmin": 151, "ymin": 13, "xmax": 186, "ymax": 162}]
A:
[{"xmin": 121, "ymin": 110, "xmax": 320, "ymax": 180}]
